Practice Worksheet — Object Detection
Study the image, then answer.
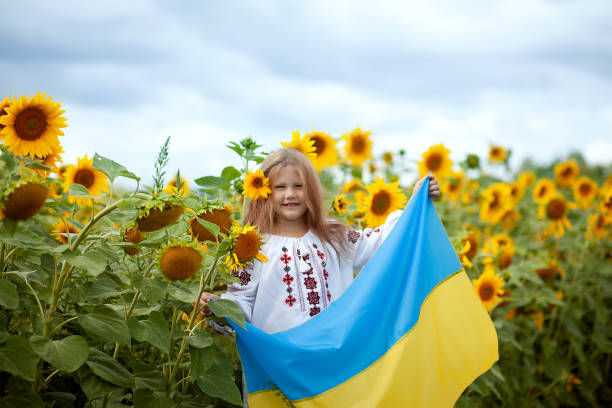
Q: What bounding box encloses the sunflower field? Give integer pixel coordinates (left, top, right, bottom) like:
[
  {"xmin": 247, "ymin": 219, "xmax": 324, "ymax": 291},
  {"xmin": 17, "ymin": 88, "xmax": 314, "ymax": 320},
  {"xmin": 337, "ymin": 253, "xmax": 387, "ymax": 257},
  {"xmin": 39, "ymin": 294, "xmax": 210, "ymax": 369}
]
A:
[{"xmin": 0, "ymin": 94, "xmax": 610, "ymax": 407}]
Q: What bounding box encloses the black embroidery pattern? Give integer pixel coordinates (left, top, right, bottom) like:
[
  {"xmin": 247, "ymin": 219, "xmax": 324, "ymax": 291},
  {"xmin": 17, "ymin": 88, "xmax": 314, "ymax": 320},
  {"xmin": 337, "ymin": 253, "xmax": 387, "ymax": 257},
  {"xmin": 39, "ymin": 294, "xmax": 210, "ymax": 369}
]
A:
[{"xmin": 231, "ymin": 263, "xmax": 252, "ymax": 286}]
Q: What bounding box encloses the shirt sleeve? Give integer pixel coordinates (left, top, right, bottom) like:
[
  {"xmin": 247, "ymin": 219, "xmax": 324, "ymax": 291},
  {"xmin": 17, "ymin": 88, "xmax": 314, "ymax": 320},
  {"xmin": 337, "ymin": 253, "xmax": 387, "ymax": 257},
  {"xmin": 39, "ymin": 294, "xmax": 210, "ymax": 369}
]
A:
[
  {"xmin": 219, "ymin": 261, "xmax": 260, "ymax": 323},
  {"xmin": 348, "ymin": 210, "xmax": 403, "ymax": 275}
]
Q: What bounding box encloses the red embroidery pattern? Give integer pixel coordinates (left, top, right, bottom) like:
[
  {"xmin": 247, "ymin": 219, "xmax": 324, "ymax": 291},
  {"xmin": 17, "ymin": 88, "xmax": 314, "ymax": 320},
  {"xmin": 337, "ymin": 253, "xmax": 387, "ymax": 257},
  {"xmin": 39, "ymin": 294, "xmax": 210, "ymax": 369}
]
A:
[
  {"xmin": 366, "ymin": 228, "xmax": 380, "ymax": 238},
  {"xmin": 281, "ymin": 246, "xmax": 296, "ymax": 307},
  {"xmin": 312, "ymin": 243, "xmax": 332, "ymax": 306},
  {"xmin": 301, "ymin": 248, "xmax": 320, "ymax": 316},
  {"xmin": 347, "ymin": 230, "xmax": 360, "ymax": 244}
]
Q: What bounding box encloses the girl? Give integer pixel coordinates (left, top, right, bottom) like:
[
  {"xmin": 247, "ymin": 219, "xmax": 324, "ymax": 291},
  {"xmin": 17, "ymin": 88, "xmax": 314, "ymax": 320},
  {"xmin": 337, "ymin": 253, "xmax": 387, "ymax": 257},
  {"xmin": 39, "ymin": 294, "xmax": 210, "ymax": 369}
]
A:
[{"xmin": 201, "ymin": 147, "xmax": 439, "ymax": 334}]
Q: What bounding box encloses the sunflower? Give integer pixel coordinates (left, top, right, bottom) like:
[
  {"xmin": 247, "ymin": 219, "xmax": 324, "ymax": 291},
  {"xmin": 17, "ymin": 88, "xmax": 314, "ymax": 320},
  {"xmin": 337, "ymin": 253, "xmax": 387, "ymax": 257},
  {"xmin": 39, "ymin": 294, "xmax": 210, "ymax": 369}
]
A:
[
  {"xmin": 52, "ymin": 220, "xmax": 79, "ymax": 244},
  {"xmin": 304, "ymin": 131, "xmax": 338, "ymax": 171},
  {"xmin": 163, "ymin": 175, "xmax": 189, "ymax": 196},
  {"xmin": 601, "ymin": 188, "xmax": 612, "ymax": 215},
  {"xmin": 517, "ymin": 171, "xmax": 536, "ymax": 190},
  {"xmin": 570, "ymin": 177, "xmax": 597, "ymax": 209},
  {"xmin": 1, "ymin": 181, "xmax": 48, "ymax": 221},
  {"xmin": 508, "ymin": 181, "xmax": 525, "ymax": 204},
  {"xmin": 281, "ymin": 130, "xmax": 316, "ymax": 159},
  {"xmin": 137, "ymin": 201, "xmax": 185, "ymax": 232},
  {"xmin": 458, "ymin": 239, "xmax": 474, "ymax": 268},
  {"xmin": 465, "ymin": 154, "xmax": 480, "ymax": 169},
  {"xmin": 333, "ymin": 194, "xmax": 349, "ymax": 215},
  {"xmin": 441, "ymin": 171, "xmax": 464, "ymax": 202},
  {"xmin": 342, "ymin": 178, "xmax": 363, "ymax": 193},
  {"xmin": 0, "ymin": 96, "xmax": 10, "ymax": 131},
  {"xmin": 532, "ymin": 178, "xmax": 556, "ymax": 204},
  {"xmin": 382, "ymin": 152, "xmax": 393, "ymax": 165},
  {"xmin": 0, "ymin": 93, "xmax": 67, "ymax": 158},
  {"xmin": 483, "ymin": 234, "xmax": 515, "ymax": 269},
  {"xmin": 538, "ymin": 194, "xmax": 576, "ymax": 238},
  {"xmin": 554, "ymin": 159, "xmax": 579, "ymax": 188},
  {"xmin": 341, "ymin": 127, "xmax": 373, "ymax": 166},
  {"xmin": 123, "ymin": 226, "xmax": 144, "ymax": 255},
  {"xmin": 535, "ymin": 260, "xmax": 564, "ymax": 281},
  {"xmin": 361, "ymin": 177, "xmax": 406, "ymax": 228},
  {"xmin": 189, "ymin": 205, "xmax": 233, "ymax": 242},
  {"xmin": 532, "ymin": 311, "xmax": 544, "ymax": 331},
  {"xmin": 488, "ymin": 145, "xmax": 507, "ymax": 163},
  {"xmin": 472, "ymin": 260, "xmax": 505, "ymax": 312},
  {"xmin": 158, "ymin": 241, "xmax": 203, "ymax": 281},
  {"xmin": 62, "ymin": 154, "xmax": 109, "ymax": 205},
  {"xmin": 225, "ymin": 224, "xmax": 268, "ymax": 272},
  {"xmin": 500, "ymin": 209, "xmax": 521, "ymax": 231},
  {"xmin": 417, "ymin": 144, "xmax": 453, "ymax": 179},
  {"xmin": 479, "ymin": 182, "xmax": 513, "ymax": 224},
  {"xmin": 242, "ymin": 169, "xmax": 271, "ymax": 200},
  {"xmin": 586, "ymin": 213, "xmax": 610, "ymax": 239}
]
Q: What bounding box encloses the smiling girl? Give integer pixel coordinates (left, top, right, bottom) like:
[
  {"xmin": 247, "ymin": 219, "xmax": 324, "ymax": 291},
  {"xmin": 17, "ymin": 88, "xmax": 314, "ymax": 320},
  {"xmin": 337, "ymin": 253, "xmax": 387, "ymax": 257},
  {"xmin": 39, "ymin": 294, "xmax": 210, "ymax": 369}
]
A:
[{"xmin": 201, "ymin": 147, "xmax": 439, "ymax": 334}]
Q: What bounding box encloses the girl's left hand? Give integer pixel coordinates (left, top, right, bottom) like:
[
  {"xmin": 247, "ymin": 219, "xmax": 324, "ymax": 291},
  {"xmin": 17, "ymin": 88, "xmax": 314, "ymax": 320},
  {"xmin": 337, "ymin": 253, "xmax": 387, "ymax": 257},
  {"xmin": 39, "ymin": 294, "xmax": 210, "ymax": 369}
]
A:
[{"xmin": 413, "ymin": 174, "xmax": 440, "ymax": 200}]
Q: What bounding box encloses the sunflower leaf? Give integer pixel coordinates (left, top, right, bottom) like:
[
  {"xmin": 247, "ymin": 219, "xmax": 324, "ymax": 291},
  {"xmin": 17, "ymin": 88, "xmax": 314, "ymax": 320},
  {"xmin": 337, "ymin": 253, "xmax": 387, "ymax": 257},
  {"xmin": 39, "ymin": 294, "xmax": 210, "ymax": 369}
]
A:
[
  {"xmin": 195, "ymin": 176, "xmax": 227, "ymax": 189},
  {"xmin": 208, "ymin": 299, "xmax": 245, "ymax": 328},
  {"xmin": 196, "ymin": 218, "xmax": 220, "ymax": 239},
  {"xmin": 93, "ymin": 153, "xmax": 140, "ymax": 182},
  {"xmin": 221, "ymin": 166, "xmax": 241, "ymax": 182},
  {"xmin": 69, "ymin": 184, "xmax": 93, "ymax": 198}
]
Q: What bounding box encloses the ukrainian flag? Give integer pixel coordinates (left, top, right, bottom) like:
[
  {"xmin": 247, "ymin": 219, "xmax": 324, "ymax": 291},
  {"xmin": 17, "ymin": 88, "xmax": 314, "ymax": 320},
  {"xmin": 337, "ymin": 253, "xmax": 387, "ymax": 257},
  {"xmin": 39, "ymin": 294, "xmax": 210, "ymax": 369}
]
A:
[{"xmin": 227, "ymin": 179, "xmax": 498, "ymax": 407}]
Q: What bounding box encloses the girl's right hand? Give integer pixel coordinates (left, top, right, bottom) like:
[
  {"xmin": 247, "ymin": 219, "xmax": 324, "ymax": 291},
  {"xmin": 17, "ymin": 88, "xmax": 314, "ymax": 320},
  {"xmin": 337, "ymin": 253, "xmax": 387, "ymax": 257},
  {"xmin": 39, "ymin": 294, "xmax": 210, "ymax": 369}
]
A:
[{"xmin": 199, "ymin": 292, "xmax": 220, "ymax": 316}]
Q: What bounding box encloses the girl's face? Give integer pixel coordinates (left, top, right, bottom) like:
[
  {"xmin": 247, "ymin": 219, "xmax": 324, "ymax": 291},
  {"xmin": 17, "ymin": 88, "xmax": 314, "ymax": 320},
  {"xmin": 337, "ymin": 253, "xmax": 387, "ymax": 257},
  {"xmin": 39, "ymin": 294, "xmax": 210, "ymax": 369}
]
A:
[{"xmin": 270, "ymin": 165, "xmax": 307, "ymax": 225}]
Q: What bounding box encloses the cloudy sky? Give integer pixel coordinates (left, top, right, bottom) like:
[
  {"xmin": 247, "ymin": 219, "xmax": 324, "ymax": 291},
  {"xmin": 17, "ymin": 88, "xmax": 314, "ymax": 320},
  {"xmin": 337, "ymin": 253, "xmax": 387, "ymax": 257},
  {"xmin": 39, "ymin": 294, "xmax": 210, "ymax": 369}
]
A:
[{"xmin": 1, "ymin": 0, "xmax": 611, "ymax": 187}]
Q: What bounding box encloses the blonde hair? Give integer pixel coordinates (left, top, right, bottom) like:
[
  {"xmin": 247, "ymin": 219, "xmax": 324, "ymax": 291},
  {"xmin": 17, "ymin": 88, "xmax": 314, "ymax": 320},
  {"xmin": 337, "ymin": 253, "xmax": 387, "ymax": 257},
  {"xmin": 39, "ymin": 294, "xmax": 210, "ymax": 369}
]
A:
[{"xmin": 243, "ymin": 148, "xmax": 348, "ymax": 253}]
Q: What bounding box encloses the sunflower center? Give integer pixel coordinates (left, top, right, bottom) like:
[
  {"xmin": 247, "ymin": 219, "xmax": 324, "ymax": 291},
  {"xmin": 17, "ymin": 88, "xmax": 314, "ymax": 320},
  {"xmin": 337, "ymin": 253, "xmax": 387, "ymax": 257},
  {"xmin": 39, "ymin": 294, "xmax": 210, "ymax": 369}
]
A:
[
  {"xmin": 492, "ymin": 148, "xmax": 501, "ymax": 157},
  {"xmin": 234, "ymin": 230, "xmax": 261, "ymax": 262},
  {"xmin": 371, "ymin": 191, "xmax": 391, "ymax": 215},
  {"xmin": 426, "ymin": 153, "xmax": 443, "ymax": 171},
  {"xmin": 311, "ymin": 136, "xmax": 325, "ymax": 155},
  {"xmin": 252, "ymin": 177, "xmax": 263, "ymax": 188},
  {"xmin": 479, "ymin": 283, "xmax": 494, "ymax": 301},
  {"xmin": 596, "ymin": 215, "xmax": 605, "ymax": 229},
  {"xmin": 74, "ymin": 169, "xmax": 95, "ymax": 188},
  {"xmin": 579, "ymin": 183, "xmax": 591, "ymax": 195},
  {"xmin": 15, "ymin": 107, "xmax": 48, "ymax": 141},
  {"xmin": 537, "ymin": 186, "xmax": 548, "ymax": 198},
  {"xmin": 546, "ymin": 198, "xmax": 566, "ymax": 219},
  {"xmin": 351, "ymin": 136, "xmax": 366, "ymax": 154},
  {"xmin": 561, "ymin": 167, "xmax": 573, "ymax": 178},
  {"xmin": 489, "ymin": 192, "xmax": 501, "ymax": 210},
  {"xmin": 337, "ymin": 200, "xmax": 345, "ymax": 210},
  {"xmin": 464, "ymin": 236, "xmax": 477, "ymax": 259}
]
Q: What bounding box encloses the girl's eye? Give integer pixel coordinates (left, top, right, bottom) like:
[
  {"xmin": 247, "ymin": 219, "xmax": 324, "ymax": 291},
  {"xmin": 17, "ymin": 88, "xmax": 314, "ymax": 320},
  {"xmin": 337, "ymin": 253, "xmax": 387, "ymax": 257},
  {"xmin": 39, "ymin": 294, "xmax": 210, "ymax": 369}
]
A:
[{"xmin": 275, "ymin": 185, "xmax": 285, "ymax": 189}]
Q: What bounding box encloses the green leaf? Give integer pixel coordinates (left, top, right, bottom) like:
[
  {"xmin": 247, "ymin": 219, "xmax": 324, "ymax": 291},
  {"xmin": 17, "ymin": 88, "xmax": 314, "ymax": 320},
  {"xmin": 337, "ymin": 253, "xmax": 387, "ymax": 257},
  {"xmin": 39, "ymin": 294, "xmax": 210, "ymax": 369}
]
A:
[
  {"xmin": 196, "ymin": 218, "xmax": 220, "ymax": 239},
  {"xmin": 184, "ymin": 331, "xmax": 213, "ymax": 349},
  {"xmin": 221, "ymin": 166, "xmax": 241, "ymax": 182},
  {"xmin": 68, "ymin": 183, "xmax": 93, "ymax": 198},
  {"xmin": 132, "ymin": 275, "xmax": 168, "ymax": 304},
  {"xmin": 208, "ymin": 299, "xmax": 246, "ymax": 328},
  {"xmin": 78, "ymin": 305, "xmax": 131, "ymax": 345},
  {"xmin": 128, "ymin": 311, "xmax": 171, "ymax": 353},
  {"xmin": 194, "ymin": 176, "xmax": 227, "ymax": 189},
  {"xmin": 63, "ymin": 250, "xmax": 108, "ymax": 277},
  {"xmin": 190, "ymin": 346, "xmax": 233, "ymax": 380},
  {"xmin": 0, "ymin": 335, "xmax": 39, "ymax": 381},
  {"xmin": 86, "ymin": 348, "xmax": 134, "ymax": 388},
  {"xmin": 93, "ymin": 153, "xmax": 140, "ymax": 182},
  {"xmin": 87, "ymin": 277, "xmax": 129, "ymax": 299},
  {"xmin": 29, "ymin": 335, "xmax": 89, "ymax": 373},
  {"xmin": 133, "ymin": 363, "xmax": 167, "ymax": 391},
  {"xmin": 196, "ymin": 364, "xmax": 242, "ymax": 406},
  {"xmin": 78, "ymin": 367, "xmax": 118, "ymax": 399},
  {"xmin": 226, "ymin": 142, "xmax": 244, "ymax": 156},
  {"xmin": 133, "ymin": 389, "xmax": 175, "ymax": 408},
  {"xmin": 0, "ymin": 279, "xmax": 19, "ymax": 309},
  {"xmin": 0, "ymin": 377, "xmax": 45, "ymax": 407}
]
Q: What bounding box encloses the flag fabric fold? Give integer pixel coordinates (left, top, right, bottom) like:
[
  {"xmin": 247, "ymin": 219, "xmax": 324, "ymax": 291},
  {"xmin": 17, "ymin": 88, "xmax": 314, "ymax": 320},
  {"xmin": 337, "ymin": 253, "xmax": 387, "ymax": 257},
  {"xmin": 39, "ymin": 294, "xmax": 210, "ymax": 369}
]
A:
[{"xmin": 227, "ymin": 179, "xmax": 499, "ymax": 407}]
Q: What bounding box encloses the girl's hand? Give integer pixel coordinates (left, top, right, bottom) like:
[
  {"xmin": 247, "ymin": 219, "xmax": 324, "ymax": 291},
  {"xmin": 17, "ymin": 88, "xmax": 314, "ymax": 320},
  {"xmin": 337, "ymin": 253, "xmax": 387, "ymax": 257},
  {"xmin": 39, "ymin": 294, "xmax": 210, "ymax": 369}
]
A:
[
  {"xmin": 413, "ymin": 174, "xmax": 441, "ymax": 200},
  {"xmin": 199, "ymin": 292, "xmax": 220, "ymax": 316}
]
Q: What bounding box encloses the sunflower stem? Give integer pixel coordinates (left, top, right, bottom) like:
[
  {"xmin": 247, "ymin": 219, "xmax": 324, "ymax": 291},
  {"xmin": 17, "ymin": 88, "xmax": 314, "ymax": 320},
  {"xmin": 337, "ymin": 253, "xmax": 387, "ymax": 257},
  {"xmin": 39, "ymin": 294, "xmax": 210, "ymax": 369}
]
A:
[{"xmin": 168, "ymin": 250, "xmax": 221, "ymax": 391}]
